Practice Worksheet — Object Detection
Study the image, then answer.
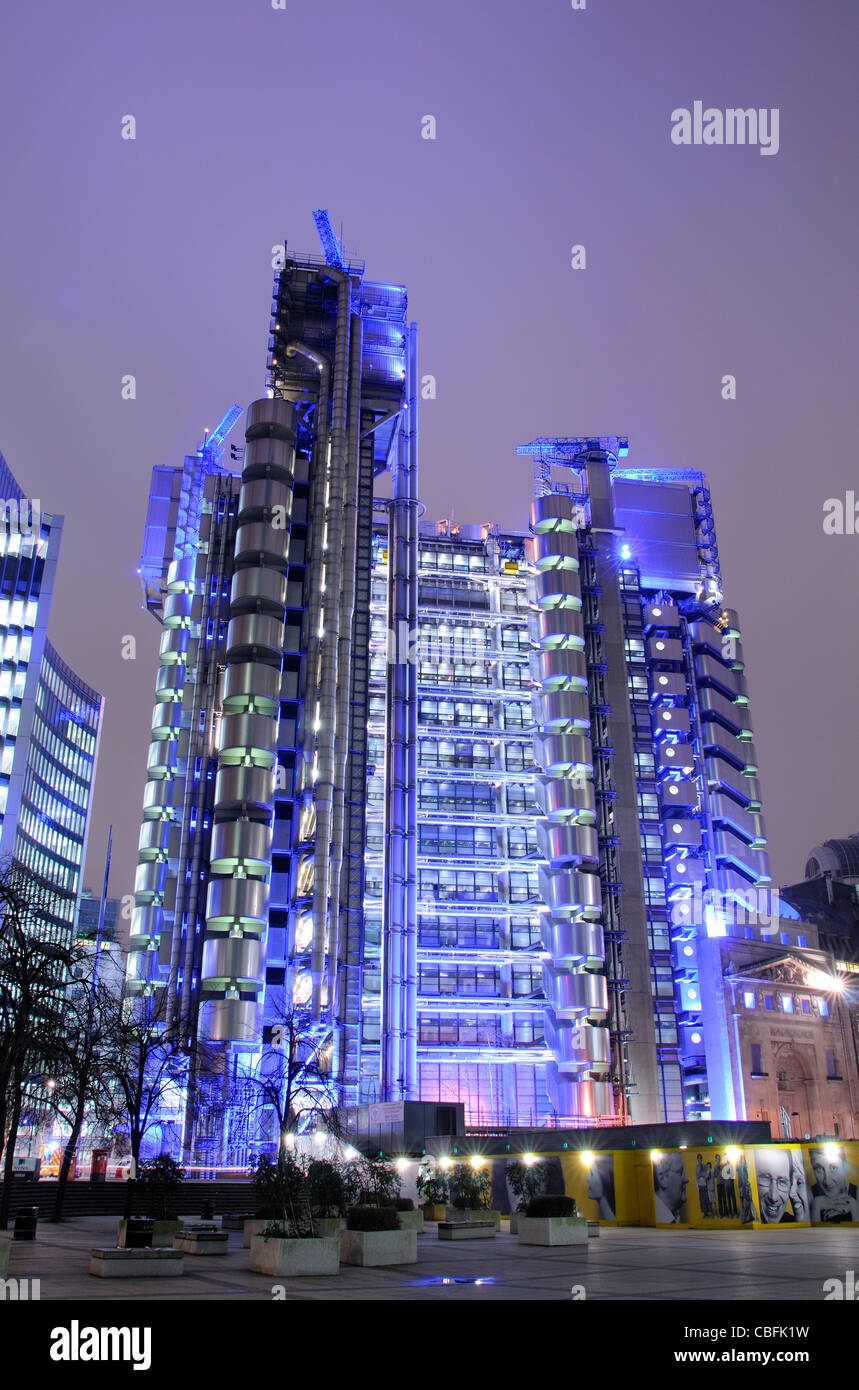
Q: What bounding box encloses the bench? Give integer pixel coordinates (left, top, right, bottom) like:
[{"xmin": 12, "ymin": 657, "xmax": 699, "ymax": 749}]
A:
[
  {"xmin": 90, "ymin": 1248, "xmax": 184, "ymax": 1278},
  {"xmin": 221, "ymin": 1213, "xmax": 255, "ymax": 1231},
  {"xmin": 173, "ymin": 1229, "xmax": 230, "ymax": 1256},
  {"xmin": 438, "ymin": 1220, "xmax": 496, "ymax": 1241}
]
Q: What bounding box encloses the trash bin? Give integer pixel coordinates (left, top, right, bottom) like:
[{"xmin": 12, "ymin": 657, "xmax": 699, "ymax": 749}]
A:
[
  {"xmin": 124, "ymin": 1218, "xmax": 154, "ymax": 1249},
  {"xmin": 200, "ymin": 1200, "xmax": 215, "ymax": 1221},
  {"xmin": 13, "ymin": 1207, "xmax": 39, "ymax": 1241}
]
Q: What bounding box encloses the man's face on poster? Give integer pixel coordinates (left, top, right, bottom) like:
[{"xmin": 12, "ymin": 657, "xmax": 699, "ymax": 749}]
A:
[
  {"xmin": 657, "ymin": 1153, "xmax": 688, "ymax": 1214},
  {"xmin": 757, "ymin": 1149, "xmax": 791, "ymax": 1222}
]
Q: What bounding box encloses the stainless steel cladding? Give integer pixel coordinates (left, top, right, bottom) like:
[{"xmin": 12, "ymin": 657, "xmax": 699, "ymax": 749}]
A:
[
  {"xmin": 201, "ymin": 399, "xmax": 295, "ymax": 1042},
  {"xmin": 528, "ymin": 491, "xmax": 612, "ymax": 1120}
]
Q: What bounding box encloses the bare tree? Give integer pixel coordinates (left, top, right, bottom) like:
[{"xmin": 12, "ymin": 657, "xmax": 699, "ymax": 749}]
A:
[
  {"xmin": 102, "ymin": 991, "xmax": 188, "ymax": 1218},
  {"xmin": 43, "ymin": 973, "xmax": 119, "ymax": 1221},
  {"xmin": 0, "ymin": 867, "xmax": 78, "ymax": 1229},
  {"xmin": 247, "ymin": 994, "xmax": 337, "ymax": 1153}
]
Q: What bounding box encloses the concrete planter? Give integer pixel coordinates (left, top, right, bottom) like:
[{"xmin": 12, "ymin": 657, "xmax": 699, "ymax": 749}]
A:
[
  {"xmin": 421, "ymin": 1204, "xmax": 447, "ymax": 1223},
  {"xmin": 0, "ymin": 1238, "xmax": 10, "ymax": 1275},
  {"xmin": 396, "ymin": 1210, "xmax": 424, "ymax": 1233},
  {"xmin": 312, "ymin": 1217, "xmax": 344, "ymax": 1238},
  {"xmin": 249, "ymin": 1234, "xmax": 339, "ymax": 1277},
  {"xmin": 221, "ymin": 1212, "xmax": 255, "ymax": 1231},
  {"xmin": 339, "ymin": 1228, "xmax": 418, "ymax": 1267},
  {"xmin": 117, "ymin": 1218, "xmax": 183, "ymax": 1248},
  {"xmin": 173, "ymin": 1229, "xmax": 229, "ymax": 1256},
  {"xmin": 243, "ymin": 1219, "xmax": 270, "ymax": 1249},
  {"xmin": 449, "ymin": 1207, "xmax": 502, "ymax": 1229},
  {"xmin": 517, "ymin": 1216, "xmax": 588, "ymax": 1246}
]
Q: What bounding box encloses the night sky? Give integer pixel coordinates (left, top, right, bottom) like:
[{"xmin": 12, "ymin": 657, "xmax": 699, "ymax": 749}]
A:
[{"xmin": 0, "ymin": 0, "xmax": 856, "ymax": 901}]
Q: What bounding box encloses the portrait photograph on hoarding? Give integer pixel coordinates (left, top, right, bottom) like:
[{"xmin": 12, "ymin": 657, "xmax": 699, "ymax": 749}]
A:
[
  {"xmin": 653, "ymin": 1151, "xmax": 689, "ymax": 1224},
  {"xmin": 752, "ymin": 1147, "xmax": 809, "ymax": 1224},
  {"xmin": 805, "ymin": 1144, "xmax": 859, "ymax": 1224}
]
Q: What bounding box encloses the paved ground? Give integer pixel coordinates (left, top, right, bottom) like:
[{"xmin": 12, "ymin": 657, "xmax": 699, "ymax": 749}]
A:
[{"xmin": 1, "ymin": 1217, "xmax": 854, "ymax": 1300}]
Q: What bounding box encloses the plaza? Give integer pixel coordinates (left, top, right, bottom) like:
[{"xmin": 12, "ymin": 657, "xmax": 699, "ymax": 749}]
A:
[{"xmin": 2, "ymin": 1218, "xmax": 853, "ymax": 1302}]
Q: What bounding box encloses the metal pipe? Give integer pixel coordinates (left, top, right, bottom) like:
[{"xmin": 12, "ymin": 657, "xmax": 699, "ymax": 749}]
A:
[
  {"xmin": 403, "ymin": 320, "xmax": 419, "ymax": 1099},
  {"xmin": 308, "ymin": 272, "xmax": 351, "ymax": 1016},
  {"xmin": 285, "ymin": 341, "xmax": 330, "ymax": 787},
  {"xmin": 177, "ymin": 482, "xmax": 235, "ymax": 1038},
  {"xmin": 166, "ymin": 479, "xmax": 224, "ymax": 1028},
  {"xmin": 328, "ymin": 311, "xmax": 363, "ymax": 1024},
  {"xmin": 381, "ymin": 452, "xmax": 406, "ymax": 1096}
]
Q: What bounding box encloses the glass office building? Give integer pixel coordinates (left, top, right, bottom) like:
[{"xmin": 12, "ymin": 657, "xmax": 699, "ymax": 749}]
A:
[{"xmin": 0, "ymin": 451, "xmax": 102, "ymax": 946}]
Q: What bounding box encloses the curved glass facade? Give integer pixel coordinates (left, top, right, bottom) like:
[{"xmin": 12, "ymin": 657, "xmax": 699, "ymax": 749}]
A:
[
  {"xmin": 12, "ymin": 641, "xmax": 102, "ymax": 944},
  {"xmin": 0, "ymin": 450, "xmax": 102, "ymax": 945}
]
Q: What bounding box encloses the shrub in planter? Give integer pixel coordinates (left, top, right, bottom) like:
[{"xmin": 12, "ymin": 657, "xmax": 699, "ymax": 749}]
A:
[
  {"xmin": 449, "ymin": 1162, "xmax": 491, "ymax": 1211},
  {"xmin": 353, "ymin": 1157, "xmax": 401, "ymax": 1208},
  {"xmin": 506, "ymin": 1158, "xmax": 548, "ymax": 1213},
  {"xmin": 526, "ymin": 1194, "xmax": 579, "ymax": 1218},
  {"xmin": 250, "ymin": 1152, "xmax": 312, "ymax": 1236},
  {"xmin": 346, "ymin": 1205, "xmax": 400, "ymax": 1232},
  {"xmin": 307, "ymin": 1159, "xmax": 347, "ymax": 1219},
  {"xmin": 416, "ymin": 1165, "xmax": 450, "ymax": 1210},
  {"xmin": 138, "ymin": 1154, "xmax": 184, "ymax": 1220}
]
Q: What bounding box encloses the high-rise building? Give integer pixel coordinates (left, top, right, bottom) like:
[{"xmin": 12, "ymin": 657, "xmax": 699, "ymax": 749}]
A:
[
  {"xmin": 0, "ymin": 452, "xmax": 102, "ymax": 945},
  {"xmin": 128, "ymin": 223, "xmax": 793, "ymax": 1153},
  {"xmin": 127, "ymin": 225, "xmax": 415, "ymax": 1157},
  {"xmin": 363, "ymin": 443, "xmax": 777, "ymax": 1129}
]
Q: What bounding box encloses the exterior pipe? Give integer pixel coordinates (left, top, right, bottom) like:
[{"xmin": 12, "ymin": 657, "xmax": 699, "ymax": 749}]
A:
[
  {"xmin": 177, "ymin": 496, "xmax": 234, "ymax": 1037},
  {"xmin": 285, "ymin": 341, "xmax": 330, "ymax": 783},
  {"xmin": 328, "ymin": 311, "xmax": 363, "ymax": 1025},
  {"xmin": 403, "ymin": 320, "xmax": 419, "ymax": 1099},
  {"xmin": 308, "ymin": 271, "xmax": 351, "ymax": 1016},
  {"xmin": 381, "ymin": 453, "xmax": 406, "ymax": 1097},
  {"xmin": 166, "ymin": 478, "xmax": 227, "ymax": 1030}
]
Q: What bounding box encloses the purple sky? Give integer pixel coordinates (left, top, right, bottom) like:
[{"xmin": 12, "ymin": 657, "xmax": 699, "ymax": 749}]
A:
[{"xmin": 1, "ymin": 0, "xmax": 857, "ymax": 899}]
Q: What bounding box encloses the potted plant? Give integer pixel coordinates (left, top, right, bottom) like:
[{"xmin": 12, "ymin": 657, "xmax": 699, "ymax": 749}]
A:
[
  {"xmin": 339, "ymin": 1205, "xmax": 418, "ymax": 1267},
  {"xmin": 247, "ymin": 1153, "xmax": 339, "ymax": 1276},
  {"xmin": 447, "ymin": 1162, "xmax": 500, "ymax": 1227},
  {"xmin": 416, "ymin": 1164, "xmax": 449, "ymax": 1222},
  {"xmin": 356, "ymin": 1156, "xmax": 402, "ymax": 1208},
  {"xmin": 118, "ymin": 1154, "xmax": 184, "ymax": 1248},
  {"xmin": 506, "ymin": 1158, "xmax": 547, "ymax": 1234},
  {"xmin": 306, "ymin": 1158, "xmax": 347, "ymax": 1237},
  {"xmin": 516, "ymin": 1193, "xmax": 587, "ymax": 1247},
  {"xmin": 391, "ymin": 1196, "xmax": 424, "ymax": 1232}
]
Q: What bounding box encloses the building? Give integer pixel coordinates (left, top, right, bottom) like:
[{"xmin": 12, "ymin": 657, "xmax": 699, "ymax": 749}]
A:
[
  {"xmin": 362, "ymin": 443, "xmax": 786, "ymax": 1130},
  {"xmin": 128, "ymin": 219, "xmax": 828, "ymax": 1156},
  {"xmin": 76, "ymin": 887, "xmax": 121, "ymax": 944},
  {"xmin": 782, "ymin": 835, "xmax": 859, "ymax": 968},
  {"xmin": 127, "ymin": 221, "xmax": 415, "ymax": 1160},
  {"xmin": 0, "ymin": 451, "xmax": 102, "ymax": 946}
]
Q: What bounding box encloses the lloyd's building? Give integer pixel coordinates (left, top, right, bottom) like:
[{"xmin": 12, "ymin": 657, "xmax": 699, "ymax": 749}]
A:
[{"xmin": 126, "ymin": 219, "xmax": 781, "ymax": 1158}]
